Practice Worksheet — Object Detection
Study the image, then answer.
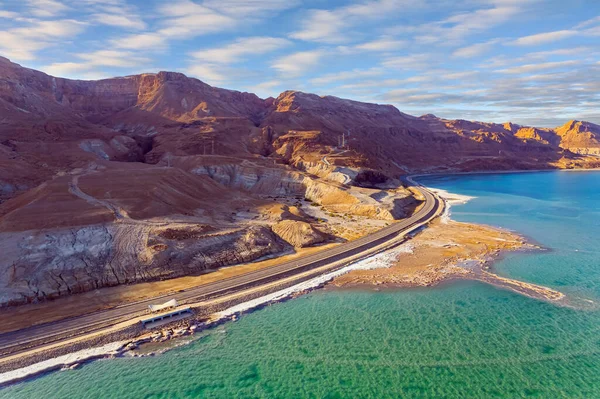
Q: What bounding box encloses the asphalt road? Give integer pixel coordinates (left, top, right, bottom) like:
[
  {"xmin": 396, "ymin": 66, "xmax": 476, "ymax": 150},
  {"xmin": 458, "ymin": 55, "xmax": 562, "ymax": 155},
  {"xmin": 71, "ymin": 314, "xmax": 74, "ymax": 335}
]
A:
[{"xmin": 0, "ymin": 184, "xmax": 441, "ymax": 359}]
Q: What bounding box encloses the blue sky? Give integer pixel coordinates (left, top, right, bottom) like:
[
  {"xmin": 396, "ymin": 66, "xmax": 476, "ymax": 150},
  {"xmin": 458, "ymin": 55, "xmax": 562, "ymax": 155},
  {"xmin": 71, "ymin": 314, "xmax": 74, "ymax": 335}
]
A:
[{"xmin": 1, "ymin": 0, "xmax": 599, "ymax": 126}]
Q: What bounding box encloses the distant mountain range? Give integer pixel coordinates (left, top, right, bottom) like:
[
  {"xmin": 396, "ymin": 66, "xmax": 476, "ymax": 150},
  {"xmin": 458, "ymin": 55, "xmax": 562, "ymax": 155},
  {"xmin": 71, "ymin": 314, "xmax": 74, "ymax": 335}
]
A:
[{"xmin": 1, "ymin": 55, "xmax": 599, "ymax": 203}]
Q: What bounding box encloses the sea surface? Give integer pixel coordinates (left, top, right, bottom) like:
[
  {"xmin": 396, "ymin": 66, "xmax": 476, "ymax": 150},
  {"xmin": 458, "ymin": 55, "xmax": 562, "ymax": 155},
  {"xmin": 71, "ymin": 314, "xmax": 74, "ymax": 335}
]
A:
[{"xmin": 3, "ymin": 171, "xmax": 600, "ymax": 398}]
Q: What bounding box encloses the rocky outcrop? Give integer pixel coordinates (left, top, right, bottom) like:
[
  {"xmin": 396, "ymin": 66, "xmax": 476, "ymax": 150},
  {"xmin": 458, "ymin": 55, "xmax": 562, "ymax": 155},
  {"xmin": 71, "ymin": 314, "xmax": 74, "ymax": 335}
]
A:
[
  {"xmin": 79, "ymin": 136, "xmax": 143, "ymax": 162},
  {"xmin": 271, "ymin": 220, "xmax": 327, "ymax": 248},
  {"xmin": 299, "ymin": 161, "xmax": 359, "ymax": 185},
  {"xmin": 555, "ymin": 120, "xmax": 600, "ymax": 156},
  {"xmin": 186, "ymin": 161, "xmax": 399, "ymax": 220},
  {"xmin": 190, "ymin": 163, "xmax": 306, "ymax": 196},
  {"xmin": 0, "ymin": 223, "xmax": 287, "ymax": 306},
  {"xmin": 148, "ymin": 225, "xmax": 287, "ymax": 274}
]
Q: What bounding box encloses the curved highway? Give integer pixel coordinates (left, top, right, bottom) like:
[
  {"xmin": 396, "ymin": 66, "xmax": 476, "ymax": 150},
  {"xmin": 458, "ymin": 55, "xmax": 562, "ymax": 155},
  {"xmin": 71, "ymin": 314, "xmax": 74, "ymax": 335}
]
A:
[{"xmin": 0, "ymin": 183, "xmax": 442, "ymax": 359}]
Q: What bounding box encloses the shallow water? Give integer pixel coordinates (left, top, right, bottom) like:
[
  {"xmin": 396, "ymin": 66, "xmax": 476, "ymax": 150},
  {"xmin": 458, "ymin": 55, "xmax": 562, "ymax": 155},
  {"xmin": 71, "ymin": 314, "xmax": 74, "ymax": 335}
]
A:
[{"xmin": 3, "ymin": 171, "xmax": 600, "ymax": 398}]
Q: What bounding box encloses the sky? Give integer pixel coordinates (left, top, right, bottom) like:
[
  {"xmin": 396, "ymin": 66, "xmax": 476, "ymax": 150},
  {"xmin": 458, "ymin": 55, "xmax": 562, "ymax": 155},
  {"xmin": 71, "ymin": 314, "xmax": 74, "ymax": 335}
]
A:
[{"xmin": 0, "ymin": 0, "xmax": 599, "ymax": 127}]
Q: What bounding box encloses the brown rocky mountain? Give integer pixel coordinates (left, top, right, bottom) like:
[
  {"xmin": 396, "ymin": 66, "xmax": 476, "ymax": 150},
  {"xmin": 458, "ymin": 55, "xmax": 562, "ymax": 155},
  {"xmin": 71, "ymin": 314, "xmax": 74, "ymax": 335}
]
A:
[
  {"xmin": 554, "ymin": 120, "xmax": 600, "ymax": 156},
  {"xmin": 0, "ymin": 56, "xmax": 598, "ymax": 306}
]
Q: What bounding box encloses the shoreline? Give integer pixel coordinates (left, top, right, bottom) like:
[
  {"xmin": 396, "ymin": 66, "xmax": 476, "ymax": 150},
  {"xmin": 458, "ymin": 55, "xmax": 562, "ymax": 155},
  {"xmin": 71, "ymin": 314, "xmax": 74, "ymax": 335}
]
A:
[
  {"xmin": 0, "ymin": 171, "xmax": 584, "ymax": 387},
  {"xmin": 329, "ymin": 228, "xmax": 552, "ymax": 294},
  {"xmin": 330, "ymin": 185, "xmax": 571, "ymax": 306},
  {"xmin": 0, "ymin": 241, "xmax": 417, "ymax": 387}
]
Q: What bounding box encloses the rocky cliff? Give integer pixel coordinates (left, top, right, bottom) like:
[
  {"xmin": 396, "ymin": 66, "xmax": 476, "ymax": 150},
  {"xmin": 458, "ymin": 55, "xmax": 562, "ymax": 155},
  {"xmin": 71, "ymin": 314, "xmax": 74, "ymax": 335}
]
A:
[
  {"xmin": 555, "ymin": 120, "xmax": 600, "ymax": 155},
  {"xmin": 0, "ymin": 222, "xmax": 287, "ymax": 305}
]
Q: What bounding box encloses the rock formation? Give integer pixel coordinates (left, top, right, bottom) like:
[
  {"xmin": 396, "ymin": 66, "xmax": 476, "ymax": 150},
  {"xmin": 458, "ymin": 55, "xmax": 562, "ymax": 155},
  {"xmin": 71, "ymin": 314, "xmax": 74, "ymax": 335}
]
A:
[
  {"xmin": 555, "ymin": 120, "xmax": 600, "ymax": 155},
  {"xmin": 271, "ymin": 220, "xmax": 327, "ymax": 248}
]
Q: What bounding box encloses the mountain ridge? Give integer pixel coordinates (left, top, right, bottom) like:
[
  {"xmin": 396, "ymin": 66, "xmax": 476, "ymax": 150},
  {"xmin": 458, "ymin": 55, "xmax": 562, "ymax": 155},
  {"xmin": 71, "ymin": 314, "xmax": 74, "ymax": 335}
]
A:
[
  {"xmin": 1, "ymin": 56, "xmax": 599, "ymax": 203},
  {"xmin": 1, "ymin": 56, "xmax": 599, "ymax": 305}
]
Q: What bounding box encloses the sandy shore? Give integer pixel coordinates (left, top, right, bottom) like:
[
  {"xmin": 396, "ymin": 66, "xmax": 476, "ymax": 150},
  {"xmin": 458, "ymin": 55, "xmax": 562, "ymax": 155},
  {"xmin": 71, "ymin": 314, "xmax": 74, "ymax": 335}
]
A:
[
  {"xmin": 330, "ymin": 218, "xmax": 566, "ymax": 302},
  {"xmin": 331, "ymin": 187, "xmax": 567, "ymax": 304}
]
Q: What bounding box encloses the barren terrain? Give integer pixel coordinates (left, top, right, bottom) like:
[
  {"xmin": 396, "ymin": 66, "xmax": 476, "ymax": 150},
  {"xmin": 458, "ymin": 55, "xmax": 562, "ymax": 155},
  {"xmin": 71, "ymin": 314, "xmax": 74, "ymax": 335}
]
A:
[{"xmin": 1, "ymin": 56, "xmax": 598, "ymax": 307}]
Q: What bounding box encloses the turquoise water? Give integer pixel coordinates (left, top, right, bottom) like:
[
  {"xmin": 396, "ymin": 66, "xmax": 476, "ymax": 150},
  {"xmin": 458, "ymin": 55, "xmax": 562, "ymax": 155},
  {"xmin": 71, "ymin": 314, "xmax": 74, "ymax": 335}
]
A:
[
  {"xmin": 424, "ymin": 171, "xmax": 600, "ymax": 301},
  {"xmin": 3, "ymin": 171, "xmax": 600, "ymax": 398}
]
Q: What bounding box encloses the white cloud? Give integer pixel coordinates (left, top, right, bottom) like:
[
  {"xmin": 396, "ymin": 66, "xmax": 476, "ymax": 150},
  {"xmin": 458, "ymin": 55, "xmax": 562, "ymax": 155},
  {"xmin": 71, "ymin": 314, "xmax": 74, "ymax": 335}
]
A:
[
  {"xmin": 583, "ymin": 26, "xmax": 600, "ymax": 36},
  {"xmin": 191, "ymin": 37, "xmax": 290, "ymax": 64},
  {"xmin": 442, "ymin": 71, "xmax": 480, "ymax": 80},
  {"xmin": 480, "ymin": 47, "xmax": 592, "ymax": 69},
  {"xmin": 186, "ymin": 64, "xmax": 228, "ymax": 85},
  {"xmin": 354, "ymin": 37, "xmax": 406, "ymax": 52},
  {"xmin": 574, "ymin": 16, "xmax": 600, "ymax": 30},
  {"xmin": 334, "ymin": 78, "xmax": 405, "ymax": 92},
  {"xmin": 247, "ymin": 79, "xmax": 283, "ymax": 97},
  {"xmin": 526, "ymin": 47, "xmax": 592, "ymax": 59},
  {"xmin": 43, "ymin": 0, "xmax": 299, "ymax": 80},
  {"xmin": 1, "ymin": 0, "xmax": 597, "ymax": 127},
  {"xmin": 271, "ymin": 50, "xmax": 324, "ymax": 77},
  {"xmin": 403, "ymin": 75, "xmax": 432, "ymax": 83},
  {"xmin": 382, "ymin": 54, "xmax": 431, "ymax": 69},
  {"xmin": 394, "ymin": 2, "xmax": 532, "ymax": 46},
  {"xmin": 77, "ymin": 50, "xmax": 150, "ymax": 67},
  {"xmin": 291, "ymin": 0, "xmax": 414, "ymax": 43},
  {"xmin": 0, "ymin": 19, "xmax": 85, "ymax": 61},
  {"xmin": 202, "ymin": 0, "xmax": 300, "ymax": 17},
  {"xmin": 309, "ymin": 68, "xmax": 383, "ymax": 85},
  {"xmin": 250, "ymin": 80, "xmax": 281, "ymax": 90},
  {"xmin": 496, "ymin": 60, "xmax": 580, "ymax": 74},
  {"xmin": 111, "ymin": 33, "xmax": 166, "ymax": 50},
  {"xmin": 22, "ymin": 19, "xmax": 86, "ymax": 38},
  {"xmin": 512, "ymin": 30, "xmax": 578, "ymax": 46},
  {"xmin": 21, "ymin": 0, "xmax": 297, "ymax": 80},
  {"xmin": 157, "ymin": 0, "xmax": 236, "ymax": 38},
  {"xmin": 453, "ymin": 39, "xmax": 501, "ymax": 58},
  {"xmin": 155, "ymin": 0, "xmax": 297, "ymax": 40},
  {"xmin": 40, "ymin": 50, "xmax": 151, "ymax": 78},
  {"xmin": 0, "ymin": 10, "xmax": 19, "ymax": 18},
  {"xmin": 443, "ymin": 6, "xmax": 519, "ymax": 40},
  {"xmin": 0, "ymin": 33, "xmax": 46, "ymax": 61},
  {"xmin": 26, "ymin": 0, "xmax": 69, "ymax": 17},
  {"xmin": 42, "ymin": 61, "xmax": 94, "ymax": 76},
  {"xmin": 91, "ymin": 13, "xmax": 147, "ymax": 30},
  {"xmin": 381, "ymin": 87, "xmax": 424, "ymax": 97},
  {"xmin": 290, "ymin": 9, "xmax": 347, "ymax": 43}
]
